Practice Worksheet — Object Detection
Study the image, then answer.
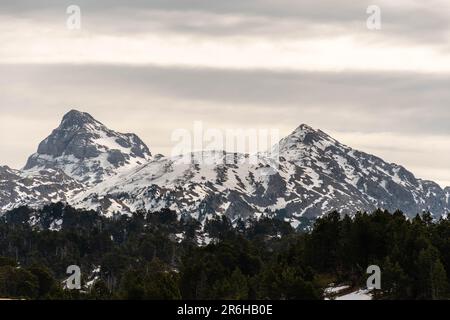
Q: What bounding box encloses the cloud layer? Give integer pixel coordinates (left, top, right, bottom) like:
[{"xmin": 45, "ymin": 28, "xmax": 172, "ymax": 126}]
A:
[{"xmin": 0, "ymin": 1, "xmax": 449, "ymax": 187}]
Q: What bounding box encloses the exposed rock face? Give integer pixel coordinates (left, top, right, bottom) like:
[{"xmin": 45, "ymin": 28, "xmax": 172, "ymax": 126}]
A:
[
  {"xmin": 0, "ymin": 165, "xmax": 82, "ymax": 213},
  {"xmin": 24, "ymin": 109, "xmax": 152, "ymax": 184},
  {"xmin": 445, "ymin": 187, "xmax": 450, "ymax": 208},
  {"xmin": 1, "ymin": 110, "xmax": 449, "ymax": 229}
]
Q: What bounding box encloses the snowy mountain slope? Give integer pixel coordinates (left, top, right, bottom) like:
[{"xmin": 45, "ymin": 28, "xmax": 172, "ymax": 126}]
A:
[
  {"xmin": 70, "ymin": 124, "xmax": 449, "ymax": 228},
  {"xmin": 274, "ymin": 125, "xmax": 449, "ymax": 218},
  {"xmin": 70, "ymin": 151, "xmax": 281, "ymax": 220},
  {"xmin": 446, "ymin": 187, "xmax": 450, "ymax": 208},
  {"xmin": 0, "ymin": 165, "xmax": 82, "ymax": 213},
  {"xmin": 1, "ymin": 110, "xmax": 449, "ymax": 228},
  {"xmin": 24, "ymin": 110, "xmax": 152, "ymax": 185}
]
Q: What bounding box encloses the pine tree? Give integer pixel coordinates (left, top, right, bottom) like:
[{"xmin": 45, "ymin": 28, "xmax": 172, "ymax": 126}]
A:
[
  {"xmin": 431, "ymin": 259, "xmax": 448, "ymax": 299},
  {"xmin": 382, "ymin": 257, "xmax": 410, "ymax": 299}
]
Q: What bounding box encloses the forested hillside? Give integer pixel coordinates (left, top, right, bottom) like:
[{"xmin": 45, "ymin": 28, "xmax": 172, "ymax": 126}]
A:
[{"xmin": 0, "ymin": 204, "xmax": 448, "ymax": 300}]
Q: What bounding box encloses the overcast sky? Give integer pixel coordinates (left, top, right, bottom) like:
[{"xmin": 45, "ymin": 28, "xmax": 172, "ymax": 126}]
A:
[{"xmin": 1, "ymin": 0, "xmax": 449, "ymax": 187}]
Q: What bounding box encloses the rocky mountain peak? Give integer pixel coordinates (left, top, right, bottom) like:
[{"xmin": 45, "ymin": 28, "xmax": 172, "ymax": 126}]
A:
[
  {"xmin": 23, "ymin": 110, "xmax": 152, "ymax": 184},
  {"xmin": 277, "ymin": 123, "xmax": 338, "ymax": 155},
  {"xmin": 60, "ymin": 109, "xmax": 98, "ymax": 129}
]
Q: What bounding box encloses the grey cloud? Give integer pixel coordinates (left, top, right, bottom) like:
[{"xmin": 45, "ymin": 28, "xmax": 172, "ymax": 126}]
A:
[
  {"xmin": 1, "ymin": 1, "xmax": 449, "ymax": 48},
  {"xmin": 1, "ymin": 64, "xmax": 450, "ymax": 134},
  {"xmin": 0, "ymin": 0, "xmax": 372, "ymax": 18}
]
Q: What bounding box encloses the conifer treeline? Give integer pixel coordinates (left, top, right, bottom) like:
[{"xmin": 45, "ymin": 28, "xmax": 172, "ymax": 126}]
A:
[{"xmin": 0, "ymin": 203, "xmax": 448, "ymax": 300}]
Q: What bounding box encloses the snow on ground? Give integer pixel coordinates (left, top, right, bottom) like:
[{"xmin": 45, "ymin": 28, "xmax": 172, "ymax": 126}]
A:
[
  {"xmin": 49, "ymin": 219, "xmax": 63, "ymax": 231},
  {"xmin": 174, "ymin": 232, "xmax": 185, "ymax": 243},
  {"xmin": 324, "ymin": 285, "xmax": 350, "ymax": 295},
  {"xmin": 324, "ymin": 284, "xmax": 373, "ymax": 300},
  {"xmin": 334, "ymin": 289, "xmax": 373, "ymax": 300},
  {"xmin": 85, "ymin": 266, "xmax": 101, "ymax": 289}
]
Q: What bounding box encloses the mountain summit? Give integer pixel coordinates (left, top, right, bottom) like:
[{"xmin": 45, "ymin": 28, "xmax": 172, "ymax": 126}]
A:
[
  {"xmin": 24, "ymin": 110, "xmax": 151, "ymax": 184},
  {"xmin": 61, "ymin": 109, "xmax": 97, "ymax": 127},
  {"xmin": 276, "ymin": 124, "xmax": 340, "ymax": 157}
]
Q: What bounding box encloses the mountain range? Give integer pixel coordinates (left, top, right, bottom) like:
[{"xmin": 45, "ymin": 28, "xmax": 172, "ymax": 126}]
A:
[{"xmin": 1, "ymin": 110, "xmax": 449, "ymax": 229}]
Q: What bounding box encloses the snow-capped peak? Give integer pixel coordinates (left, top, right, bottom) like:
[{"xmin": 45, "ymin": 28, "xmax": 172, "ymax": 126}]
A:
[
  {"xmin": 276, "ymin": 124, "xmax": 339, "ymax": 158},
  {"xmin": 23, "ymin": 109, "xmax": 152, "ymax": 185},
  {"xmin": 60, "ymin": 109, "xmax": 98, "ymax": 130}
]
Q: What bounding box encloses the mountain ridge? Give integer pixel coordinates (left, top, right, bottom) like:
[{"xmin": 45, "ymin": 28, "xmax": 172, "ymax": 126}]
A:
[{"xmin": 1, "ymin": 110, "xmax": 448, "ymax": 227}]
